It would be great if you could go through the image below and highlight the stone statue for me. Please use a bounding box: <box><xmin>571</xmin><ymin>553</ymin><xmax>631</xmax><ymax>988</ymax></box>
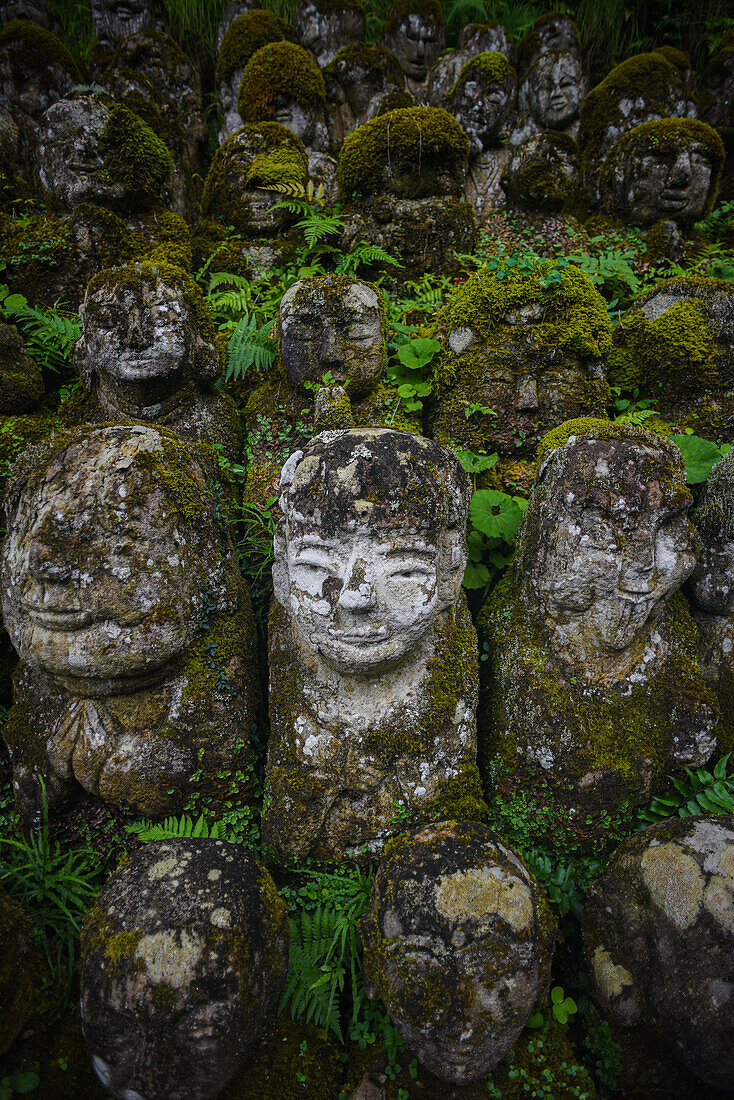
<box><xmin>1</xmin><ymin>424</ymin><xmax>259</xmax><ymax>826</ymax></box>
<box><xmin>583</xmin><ymin>815</ymin><xmax>734</xmax><ymax>1093</ymax></box>
<box><xmin>500</xmin><ymin>131</ymin><xmax>578</xmax><ymax>211</ymax></box>
<box><xmin>512</xmin><ymin>49</ymin><xmax>587</xmax><ymax>144</ymax></box>
<box><xmin>449</xmin><ymin>51</ymin><xmax>517</xmax><ymax>217</ymax></box>
<box><xmin>263</xmin><ymin>428</ymin><xmax>486</xmax><ymax>863</ymax></box>
<box><xmin>216</xmin><ymin>10</ymin><xmax>299</xmax><ymax>144</ymax></box>
<box><xmin>381</xmin><ymin>0</ymin><xmax>445</xmax><ymax>102</ymax></box>
<box><xmin>517</xmin><ymin>12</ymin><xmax>582</xmax><ymax>74</ymax></box>
<box><xmin>360</xmin><ymin>821</ymin><xmax>555</xmax><ymax>1082</ymax></box>
<box><xmin>90</xmin><ymin>0</ymin><xmax>167</xmax><ymax>50</ymax></box>
<box><xmin>426</xmin><ymin>21</ymin><xmax>514</xmax><ymax>110</ymax></box>
<box><xmin>73</xmin><ymin>260</ymin><xmax>242</xmax><ymax>463</ymax></box>
<box><xmin>480</xmin><ymin>420</ymin><xmax>717</xmax><ymax>852</ymax></box>
<box><xmin>215</xmin><ymin>0</ymin><xmax>262</xmax><ymax>53</ymax></box>
<box><xmin>243</xmin><ymin>275</ymin><xmax>416</xmax><ymax>508</ymax></box>
<box><xmin>294</xmin><ymin>0</ymin><xmax>366</xmax><ymax>68</ymax></box>
<box><xmin>81</xmin><ymin>838</ymin><xmax>289</xmax><ymax>1100</ymax></box>
<box><xmin>600</xmin><ymin>118</ymin><xmax>724</xmax><ymax>228</ymax></box>
<box><xmin>690</xmin><ymin>448</ymin><xmax>734</xmax><ymax>750</ymax></box>
<box><xmin>324</xmin><ymin>43</ymin><xmax>407</xmax><ymax>150</ymax></box>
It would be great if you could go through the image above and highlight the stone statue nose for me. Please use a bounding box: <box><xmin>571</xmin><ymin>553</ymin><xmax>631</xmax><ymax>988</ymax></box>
<box><xmin>669</xmin><ymin>152</ymin><xmax>692</xmax><ymax>186</ymax></box>
<box><xmin>319</xmin><ymin>326</ymin><xmax>341</xmax><ymax>364</ymax></box>
<box><xmin>128</xmin><ymin>312</ymin><xmax>148</xmax><ymax>349</ymax></box>
<box><xmin>620</xmin><ymin>537</ymin><xmax>655</xmax><ymax>592</ymax></box>
<box><xmin>337</xmin><ymin>560</ymin><xmax>375</xmax><ymax>611</ymax></box>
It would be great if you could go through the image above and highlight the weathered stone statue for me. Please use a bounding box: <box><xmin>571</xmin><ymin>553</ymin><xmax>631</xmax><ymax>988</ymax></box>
<box><xmin>360</xmin><ymin>821</ymin><xmax>555</xmax><ymax>1082</ymax></box>
<box><xmin>432</xmin><ymin>262</ymin><xmax>611</xmax><ymax>496</ymax></box>
<box><xmin>263</xmin><ymin>428</ymin><xmax>486</xmax><ymax>864</ymax></box>
<box><xmin>294</xmin><ymin>0</ymin><xmax>366</xmax><ymax>68</ymax></box>
<box><xmin>381</xmin><ymin>0</ymin><xmax>445</xmax><ymax>101</ymax></box>
<box><xmin>90</xmin><ymin>0</ymin><xmax>167</xmax><ymax>50</ymax></box>
<box><xmin>512</xmin><ymin>48</ymin><xmax>587</xmax><ymax>144</ymax></box>
<box><xmin>426</xmin><ymin>21</ymin><xmax>514</xmax><ymax>109</ymax></box>
<box><xmin>337</xmin><ymin>106</ymin><xmax>476</xmax><ymax>278</ymax></box>
<box><xmin>324</xmin><ymin>43</ymin><xmax>407</xmax><ymax>149</ymax></box>
<box><xmin>243</xmin><ymin>275</ymin><xmax>415</xmax><ymax>508</ymax></box>
<box><xmin>216</xmin><ymin>10</ymin><xmax>299</xmax><ymax>143</ymax></box>
<box><xmin>215</xmin><ymin>0</ymin><xmax>262</xmax><ymax>52</ymax></box>
<box><xmin>600</xmin><ymin>118</ymin><xmax>724</xmax><ymax>228</ymax></box>
<box><xmin>0</xmin><ymin>323</ymin><xmax>43</xmax><ymax>415</ymax></box>
<box><xmin>583</xmin><ymin>815</ymin><xmax>734</xmax><ymax>1093</ymax></box>
<box><xmin>690</xmin><ymin>448</ymin><xmax>734</xmax><ymax>750</ymax></box>
<box><xmin>449</xmin><ymin>51</ymin><xmax>517</xmax><ymax>216</ymax></box>
<box><xmin>517</xmin><ymin>12</ymin><xmax>582</xmax><ymax>74</ymax></box>
<box><xmin>608</xmin><ymin>275</ymin><xmax>734</xmax><ymax>440</ymax></box>
<box><xmin>500</xmin><ymin>131</ymin><xmax>578</xmax><ymax>211</ymax></box>
<box><xmin>81</xmin><ymin>838</ymin><xmax>289</xmax><ymax>1100</ymax></box>
<box><xmin>237</xmin><ymin>42</ymin><xmax>337</xmax><ymax>199</ymax></box>
<box><xmin>1</xmin><ymin>424</ymin><xmax>259</xmax><ymax>826</ymax></box>
<box><xmin>72</xmin><ymin>260</ymin><xmax>242</xmax><ymax>462</ymax></box>
<box><xmin>480</xmin><ymin>420</ymin><xmax>717</xmax><ymax>852</ymax></box>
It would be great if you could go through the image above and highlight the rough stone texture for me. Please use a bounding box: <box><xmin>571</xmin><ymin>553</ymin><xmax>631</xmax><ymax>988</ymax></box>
<box><xmin>80</xmin><ymin>838</ymin><xmax>289</xmax><ymax>1100</ymax></box>
<box><xmin>0</xmin><ymin>885</ymin><xmax>38</xmax><ymax>1057</ymax></box>
<box><xmin>480</xmin><ymin>420</ymin><xmax>718</xmax><ymax>851</ymax></box>
<box><xmin>360</xmin><ymin>821</ymin><xmax>555</xmax><ymax>1082</ymax></box>
<box><xmin>600</xmin><ymin>118</ymin><xmax>723</xmax><ymax>227</ymax></box>
<box><xmin>512</xmin><ymin>49</ymin><xmax>587</xmax><ymax>145</ymax></box>
<box><xmin>427</xmin><ymin>24</ymin><xmax>514</xmax><ymax>110</ymax></box>
<box><xmin>691</xmin><ymin>447</ymin><xmax>734</xmax><ymax>751</ymax></box>
<box><xmin>517</xmin><ymin>12</ymin><xmax>582</xmax><ymax>75</ymax></box>
<box><xmin>91</xmin><ymin>0</ymin><xmax>168</xmax><ymax>50</ymax></box>
<box><xmin>700</xmin><ymin>27</ymin><xmax>734</xmax><ymax>131</ymax></box>
<box><xmin>381</xmin><ymin>0</ymin><xmax>446</xmax><ymax>102</ymax></box>
<box><xmin>324</xmin><ymin>42</ymin><xmax>406</xmax><ymax>150</ymax></box>
<box><xmin>216</xmin><ymin>14</ymin><xmax>301</xmax><ymax>144</ymax></box>
<box><xmin>263</xmin><ymin>429</ymin><xmax>486</xmax><ymax>863</ymax></box>
<box><xmin>72</xmin><ymin>260</ymin><xmax>242</xmax><ymax>463</ymax></box>
<box><xmin>0</xmin><ymin>0</ymin><xmax>61</xmax><ymax>36</ymax></box>
<box><xmin>0</xmin><ymin>424</ymin><xmax>259</xmax><ymax>826</ymax></box>
<box><xmin>432</xmin><ymin>262</ymin><xmax>611</xmax><ymax>494</ymax></box>
<box><xmin>500</xmin><ymin>131</ymin><xmax>578</xmax><ymax>211</ymax></box>
<box><xmin>294</xmin><ymin>0</ymin><xmax>366</xmax><ymax>68</ymax></box>
<box><xmin>222</xmin><ymin>1016</ymin><xmax>342</xmax><ymax>1099</ymax></box>
<box><xmin>0</xmin><ymin>323</ymin><xmax>44</xmax><ymax>415</ymax></box>
<box><xmin>583</xmin><ymin>815</ymin><xmax>734</xmax><ymax>1091</ymax></box>
<box><xmin>608</xmin><ymin>275</ymin><xmax>734</xmax><ymax>439</ymax></box>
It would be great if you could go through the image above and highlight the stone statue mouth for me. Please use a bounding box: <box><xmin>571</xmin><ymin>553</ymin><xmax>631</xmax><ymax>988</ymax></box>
<box><xmin>23</xmin><ymin>604</ymin><xmax>94</xmax><ymax>630</ymax></box>
<box><xmin>326</xmin><ymin>627</ymin><xmax>388</xmax><ymax>644</ymax></box>
<box><xmin>659</xmin><ymin>190</ymin><xmax>689</xmax><ymax>208</ymax></box>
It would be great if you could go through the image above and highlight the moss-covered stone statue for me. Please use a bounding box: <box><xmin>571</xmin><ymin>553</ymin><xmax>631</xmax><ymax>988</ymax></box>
<box><xmin>216</xmin><ymin>10</ymin><xmax>299</xmax><ymax>143</ymax></box>
<box><xmin>215</xmin><ymin>0</ymin><xmax>262</xmax><ymax>52</ymax></box>
<box><xmin>237</xmin><ymin>41</ymin><xmax>337</xmax><ymax>199</ymax></box>
<box><xmin>426</xmin><ymin>21</ymin><xmax>514</xmax><ymax>110</ymax></box>
<box><xmin>90</xmin><ymin>0</ymin><xmax>168</xmax><ymax>51</ymax></box>
<box><xmin>337</xmin><ymin>106</ymin><xmax>476</xmax><ymax>278</ymax></box>
<box><xmin>0</xmin><ymin>323</ymin><xmax>44</xmax><ymax>415</ymax></box>
<box><xmin>263</xmin><ymin>429</ymin><xmax>486</xmax><ymax>865</ymax></box>
<box><xmin>432</xmin><ymin>260</ymin><xmax>611</xmax><ymax>496</ymax></box>
<box><xmin>512</xmin><ymin>48</ymin><xmax>587</xmax><ymax>146</ymax></box>
<box><xmin>583</xmin><ymin>815</ymin><xmax>734</xmax><ymax>1094</ymax></box>
<box><xmin>294</xmin><ymin>0</ymin><xmax>366</xmax><ymax>68</ymax></box>
<box><xmin>242</xmin><ymin>274</ymin><xmax>416</xmax><ymax>507</ymax></box>
<box><xmin>517</xmin><ymin>11</ymin><xmax>582</xmax><ymax>75</ymax></box>
<box><xmin>479</xmin><ymin>419</ymin><xmax>718</xmax><ymax>853</ymax></box>
<box><xmin>449</xmin><ymin>51</ymin><xmax>517</xmax><ymax>217</ymax></box>
<box><xmin>381</xmin><ymin>0</ymin><xmax>445</xmax><ymax>102</ymax></box>
<box><xmin>81</xmin><ymin>838</ymin><xmax>289</xmax><ymax>1100</ymax></box>
<box><xmin>323</xmin><ymin>42</ymin><xmax>407</xmax><ymax>151</ymax></box>
<box><xmin>360</xmin><ymin>821</ymin><xmax>555</xmax><ymax>1082</ymax></box>
<box><xmin>599</xmin><ymin>118</ymin><xmax>724</xmax><ymax>233</ymax></box>
<box><xmin>0</xmin><ymin>424</ymin><xmax>259</xmax><ymax>827</ymax></box>
<box><xmin>500</xmin><ymin>131</ymin><xmax>578</xmax><ymax>212</ymax></box>
<box><xmin>71</xmin><ymin>260</ymin><xmax>242</xmax><ymax>463</ymax></box>
<box><xmin>608</xmin><ymin>275</ymin><xmax>734</xmax><ymax>440</ymax></box>
<box><xmin>690</xmin><ymin>448</ymin><xmax>734</xmax><ymax>751</ymax></box>
<box><xmin>197</xmin><ymin>122</ymin><xmax>308</xmax><ymax>278</ymax></box>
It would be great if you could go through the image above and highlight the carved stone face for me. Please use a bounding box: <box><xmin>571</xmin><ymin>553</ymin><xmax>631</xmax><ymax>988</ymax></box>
<box><xmin>526</xmin><ymin>51</ymin><xmax>584</xmax><ymax>129</ymax></box>
<box><xmin>1</xmin><ymin>427</ymin><xmax>216</xmax><ymax>694</ymax></box>
<box><xmin>521</xmin><ymin>431</ymin><xmax>696</xmax><ymax>667</ymax></box>
<box><xmin>294</xmin><ymin>0</ymin><xmax>365</xmax><ymax>67</ymax></box>
<box><xmin>627</xmin><ymin>143</ymin><xmax>712</xmax><ymax>225</ymax></box>
<box><xmin>388</xmin><ymin>13</ymin><xmax>443</xmax><ymax>83</ymax></box>
<box><xmin>274</xmin><ymin>428</ymin><xmax>468</xmax><ymax>676</ymax></box>
<box><xmin>272</xmin><ymin>93</ymin><xmax>320</xmax><ymax>147</ymax></box>
<box><xmin>81</xmin><ymin>839</ymin><xmax>289</xmax><ymax>1100</ymax></box>
<box><xmin>278</xmin><ymin>277</ymin><xmax>386</xmax><ymax>395</ymax></box>
<box><xmin>452</xmin><ymin>72</ymin><xmax>513</xmax><ymax>150</ymax></box>
<box><xmin>37</xmin><ymin>92</ymin><xmax>119</xmax><ymax>211</ymax></box>
<box><xmin>534</xmin><ymin>14</ymin><xmax>579</xmax><ymax>56</ymax></box>
<box><xmin>91</xmin><ymin>0</ymin><xmax>160</xmax><ymax>47</ymax></box>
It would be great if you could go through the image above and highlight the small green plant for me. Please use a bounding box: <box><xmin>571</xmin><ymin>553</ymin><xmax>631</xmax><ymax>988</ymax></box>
<box><xmin>0</xmin><ymin>288</ymin><xmax>80</xmax><ymax>374</ymax></box>
<box><xmin>0</xmin><ymin>1074</ymin><xmax>39</xmax><ymax>1098</ymax></box>
<box><xmin>125</xmin><ymin>812</ymin><xmax>229</xmax><ymax>842</ymax></box>
<box><xmin>550</xmin><ymin>986</ymin><xmax>578</xmax><ymax>1027</ymax></box>
<box><xmin>462</xmin><ymin>488</ymin><xmax>526</xmax><ymax>591</ymax></box>
<box><xmin>221</xmin><ymin>313</ymin><xmax>276</xmax><ymax>385</ymax></box>
<box><xmin>386</xmin><ymin>336</ymin><xmax>440</xmax><ymax>415</ymax></box>
<box><xmin>635</xmin><ymin>754</ymin><xmax>734</xmax><ymax>827</ymax></box>
<box><xmin>671</xmin><ymin>433</ymin><xmax>731</xmax><ymax>484</ymax></box>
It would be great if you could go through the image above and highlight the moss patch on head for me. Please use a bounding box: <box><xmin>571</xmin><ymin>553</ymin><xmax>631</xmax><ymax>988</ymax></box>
<box><xmin>451</xmin><ymin>49</ymin><xmax>515</xmax><ymax>100</ymax></box>
<box><xmin>0</xmin><ymin>19</ymin><xmax>80</xmax><ymax>81</ymax></box>
<box><xmin>338</xmin><ymin>106</ymin><xmax>468</xmax><ymax>197</ymax></box>
<box><xmin>99</xmin><ymin>104</ymin><xmax>173</xmax><ymax>210</ymax></box>
<box><xmin>535</xmin><ymin>416</ymin><xmax>679</xmax><ymax>467</ymax></box>
<box><xmin>238</xmin><ymin>42</ymin><xmax>326</xmax><ymax>122</ymax></box>
<box><xmin>324</xmin><ymin>41</ymin><xmax>404</xmax><ymax>85</ymax></box>
<box><xmin>217</xmin><ymin>9</ymin><xmax>299</xmax><ymax>83</ymax></box>
<box><xmin>383</xmin><ymin>0</ymin><xmax>444</xmax><ymax>36</ymax></box>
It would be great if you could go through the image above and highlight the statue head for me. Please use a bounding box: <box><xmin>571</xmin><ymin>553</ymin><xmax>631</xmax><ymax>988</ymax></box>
<box><xmin>294</xmin><ymin>0</ymin><xmax>366</xmax><ymax>68</ymax></box>
<box><xmin>1</xmin><ymin>425</ymin><xmax>235</xmax><ymax>695</ymax></box>
<box><xmin>516</xmin><ymin>420</ymin><xmax>697</xmax><ymax>670</ymax></box>
<box><xmin>325</xmin><ymin>42</ymin><xmax>405</xmax><ymax>122</ymax></box>
<box><xmin>81</xmin><ymin>838</ymin><xmax>289</xmax><ymax>1100</ymax></box>
<box><xmin>501</xmin><ymin>131</ymin><xmax>578</xmax><ymax>211</ymax></box>
<box><xmin>237</xmin><ymin>41</ymin><xmax>327</xmax><ymax>149</ymax></box>
<box><xmin>381</xmin><ymin>0</ymin><xmax>445</xmax><ymax>85</ymax></box>
<box><xmin>90</xmin><ymin>0</ymin><xmax>167</xmax><ymax>49</ymax></box>
<box><xmin>518</xmin><ymin>12</ymin><xmax>581</xmax><ymax>73</ymax></box>
<box><xmin>277</xmin><ymin>275</ymin><xmax>386</xmax><ymax>396</ymax></box>
<box><xmin>273</xmin><ymin>428</ymin><xmax>469</xmax><ymax>675</ymax></box>
<box><xmin>451</xmin><ymin>51</ymin><xmax>516</xmax><ymax>152</ymax></box>
<box><xmin>458</xmin><ymin>21</ymin><xmax>514</xmax><ymax>59</ymax></box>
<box><xmin>522</xmin><ymin>49</ymin><xmax>585</xmax><ymax>130</ymax></box>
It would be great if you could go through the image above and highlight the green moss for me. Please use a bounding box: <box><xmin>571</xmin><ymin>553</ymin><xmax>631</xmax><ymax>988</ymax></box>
<box><xmin>451</xmin><ymin>49</ymin><xmax>514</xmax><ymax>100</ymax></box>
<box><xmin>99</xmin><ymin>104</ymin><xmax>173</xmax><ymax>210</ymax></box>
<box><xmin>217</xmin><ymin>10</ymin><xmax>298</xmax><ymax>83</ymax></box>
<box><xmin>323</xmin><ymin>41</ymin><xmax>404</xmax><ymax>86</ymax></box>
<box><xmin>382</xmin><ymin>0</ymin><xmax>443</xmax><ymax>36</ymax></box>
<box><xmin>535</xmin><ymin>415</ymin><xmax>673</xmax><ymax>465</ymax></box>
<box><xmin>487</xmin><ymin>1016</ymin><xmax>598</xmax><ymax>1098</ymax></box>
<box><xmin>0</xmin><ymin>211</ymin><xmax>74</xmax><ymax>301</ymax></box>
<box><xmin>374</xmin><ymin>89</ymin><xmax>414</xmax><ymax>114</ymax></box>
<box><xmin>501</xmin><ymin>132</ymin><xmax>578</xmax><ymax>211</ymax></box>
<box><xmin>70</xmin><ymin>203</ymin><xmax>147</xmax><ymax>268</ymax></box>
<box><xmin>225</xmin><ymin>1018</ymin><xmax>342</xmax><ymax>1100</ymax></box>
<box><xmin>104</xmin><ymin>928</ymin><xmax>143</xmax><ymax>968</ymax></box>
<box><xmin>238</xmin><ymin>42</ymin><xmax>326</xmax><ymax>122</ymax></box>
<box><xmin>338</xmin><ymin>106</ymin><xmax>469</xmax><ymax>197</ymax></box>
<box><xmin>652</xmin><ymin>45</ymin><xmax>692</xmax><ymax>73</ymax></box>
<box><xmin>0</xmin><ymin>19</ymin><xmax>81</xmax><ymax>82</ymax></box>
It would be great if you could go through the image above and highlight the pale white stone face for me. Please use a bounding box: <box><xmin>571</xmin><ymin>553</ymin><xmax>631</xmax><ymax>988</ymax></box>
<box><xmin>527</xmin><ymin>52</ymin><xmax>584</xmax><ymax>130</ymax></box>
<box><xmin>629</xmin><ymin>144</ymin><xmax>712</xmax><ymax>224</ymax></box>
<box><xmin>390</xmin><ymin>13</ymin><xmax>442</xmax><ymax>82</ymax></box>
<box><xmin>285</xmin><ymin>527</ymin><xmax>443</xmax><ymax>674</ymax></box>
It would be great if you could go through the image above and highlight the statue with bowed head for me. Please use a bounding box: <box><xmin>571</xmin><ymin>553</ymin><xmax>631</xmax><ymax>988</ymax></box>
<box><xmin>450</xmin><ymin>51</ymin><xmax>517</xmax><ymax>216</ymax></box>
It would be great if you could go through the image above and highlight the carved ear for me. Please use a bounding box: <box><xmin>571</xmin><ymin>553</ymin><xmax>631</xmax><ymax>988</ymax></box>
<box><xmin>437</xmin><ymin>527</ymin><xmax>467</xmax><ymax>609</ymax></box>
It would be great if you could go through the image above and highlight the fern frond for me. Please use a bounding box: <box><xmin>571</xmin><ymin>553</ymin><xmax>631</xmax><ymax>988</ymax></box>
<box><xmin>125</xmin><ymin>813</ymin><xmax>227</xmax><ymax>842</ymax></box>
<box><xmin>336</xmin><ymin>243</ymin><xmax>403</xmax><ymax>275</ymax></box>
<box><xmin>224</xmin><ymin>315</ymin><xmax>275</xmax><ymax>383</ymax></box>
<box><xmin>635</xmin><ymin>754</ymin><xmax>734</xmax><ymax>828</ymax></box>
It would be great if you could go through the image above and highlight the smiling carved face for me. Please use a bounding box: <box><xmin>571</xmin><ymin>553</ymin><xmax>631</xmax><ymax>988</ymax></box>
<box><xmin>628</xmin><ymin>144</ymin><xmax>712</xmax><ymax>224</ymax></box>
